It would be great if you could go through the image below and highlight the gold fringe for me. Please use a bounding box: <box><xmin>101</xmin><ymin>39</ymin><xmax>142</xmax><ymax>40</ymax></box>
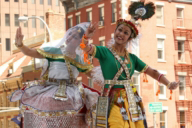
<box><xmin>140</xmin><ymin>65</ymin><xmax>149</xmax><ymax>73</ymax></box>
<box><xmin>36</xmin><ymin>49</ymin><xmax>94</xmax><ymax>70</ymax></box>
<box><xmin>91</xmin><ymin>45</ymin><xmax>97</xmax><ymax>57</ymax></box>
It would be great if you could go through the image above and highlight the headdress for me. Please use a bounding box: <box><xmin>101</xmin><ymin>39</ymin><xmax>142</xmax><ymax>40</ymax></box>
<box><xmin>116</xmin><ymin>1</ymin><xmax>155</xmax><ymax>38</ymax></box>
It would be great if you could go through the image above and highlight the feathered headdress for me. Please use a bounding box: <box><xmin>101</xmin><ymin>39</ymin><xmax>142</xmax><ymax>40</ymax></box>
<box><xmin>116</xmin><ymin>1</ymin><xmax>155</xmax><ymax>38</ymax></box>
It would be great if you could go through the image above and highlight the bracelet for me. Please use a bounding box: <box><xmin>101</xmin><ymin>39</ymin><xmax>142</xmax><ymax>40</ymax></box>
<box><xmin>158</xmin><ymin>74</ymin><xmax>164</xmax><ymax>82</ymax></box>
<box><xmin>167</xmin><ymin>82</ymin><xmax>171</xmax><ymax>89</ymax></box>
<box><xmin>83</xmin><ymin>34</ymin><xmax>89</xmax><ymax>40</ymax></box>
<box><xmin>87</xmin><ymin>44</ymin><xmax>92</xmax><ymax>53</ymax></box>
<box><xmin>15</xmin><ymin>42</ymin><xmax>24</xmax><ymax>48</ymax></box>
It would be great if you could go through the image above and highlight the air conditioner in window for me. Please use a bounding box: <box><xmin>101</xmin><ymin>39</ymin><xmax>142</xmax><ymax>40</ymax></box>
<box><xmin>99</xmin><ymin>21</ymin><xmax>104</xmax><ymax>26</ymax></box>
<box><xmin>8</xmin><ymin>69</ymin><xmax>13</xmax><ymax>74</ymax></box>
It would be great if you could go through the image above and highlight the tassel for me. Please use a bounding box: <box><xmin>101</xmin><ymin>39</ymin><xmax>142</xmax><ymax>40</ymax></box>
<box><xmin>143</xmin><ymin>73</ymin><xmax>148</xmax><ymax>83</ymax></box>
<box><xmin>80</xmin><ymin>38</ymin><xmax>91</xmax><ymax>64</ymax></box>
<box><xmin>156</xmin><ymin>83</ymin><xmax>160</xmax><ymax>96</ymax></box>
<box><xmin>169</xmin><ymin>90</ymin><xmax>173</xmax><ymax>100</ymax></box>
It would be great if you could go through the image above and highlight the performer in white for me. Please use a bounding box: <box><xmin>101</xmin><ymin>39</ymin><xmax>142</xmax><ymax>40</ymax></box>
<box><xmin>10</xmin><ymin>23</ymin><xmax>99</xmax><ymax>128</ymax></box>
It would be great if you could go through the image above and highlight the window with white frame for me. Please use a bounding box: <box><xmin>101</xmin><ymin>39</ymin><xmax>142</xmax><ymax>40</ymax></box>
<box><xmin>6</xmin><ymin>38</ymin><xmax>10</xmax><ymax>51</ymax></box>
<box><xmin>160</xmin><ymin>110</ymin><xmax>167</xmax><ymax>128</ymax></box>
<box><xmin>111</xmin><ymin>2</ymin><xmax>117</xmax><ymax>23</ymax></box>
<box><xmin>31</xmin><ymin>0</ymin><xmax>35</xmax><ymax>4</ymax></box>
<box><xmin>179</xmin><ymin>76</ymin><xmax>185</xmax><ymax>97</ymax></box>
<box><xmin>177</xmin><ymin>8</ymin><xmax>184</xmax><ymax>27</ymax></box>
<box><xmin>5</xmin><ymin>14</ymin><xmax>10</xmax><ymax>26</ymax></box>
<box><xmin>76</xmin><ymin>15</ymin><xmax>80</xmax><ymax>24</ymax></box>
<box><xmin>40</xmin><ymin>0</ymin><xmax>43</xmax><ymax>4</ymax></box>
<box><xmin>99</xmin><ymin>7</ymin><xmax>104</xmax><ymax>22</ymax></box>
<box><xmin>48</xmin><ymin>0</ymin><xmax>52</xmax><ymax>5</ymax></box>
<box><xmin>68</xmin><ymin>17</ymin><xmax>73</xmax><ymax>28</ymax></box>
<box><xmin>156</xmin><ymin>5</ymin><xmax>164</xmax><ymax>25</ymax></box>
<box><xmin>157</xmin><ymin>39</ymin><xmax>164</xmax><ymax>60</ymax></box>
<box><xmin>24</xmin><ymin>15</ymin><xmax>28</xmax><ymax>27</ymax></box>
<box><xmin>180</xmin><ymin>111</ymin><xmax>185</xmax><ymax>128</ymax></box>
<box><xmin>87</xmin><ymin>11</ymin><xmax>92</xmax><ymax>22</ymax></box>
<box><xmin>158</xmin><ymin>71</ymin><xmax>167</xmax><ymax>99</ymax></box>
<box><xmin>99</xmin><ymin>36</ymin><xmax>105</xmax><ymax>46</ymax></box>
<box><xmin>132</xmin><ymin>73</ymin><xmax>140</xmax><ymax>95</ymax></box>
<box><xmin>56</xmin><ymin>0</ymin><xmax>60</xmax><ymax>6</ymax></box>
<box><xmin>40</xmin><ymin>16</ymin><xmax>44</xmax><ymax>28</ymax></box>
<box><xmin>14</xmin><ymin>14</ymin><xmax>19</xmax><ymax>26</ymax></box>
<box><xmin>32</xmin><ymin>16</ymin><xmax>36</xmax><ymax>28</ymax></box>
<box><xmin>100</xmin><ymin>40</ymin><xmax>105</xmax><ymax>46</ymax></box>
<box><xmin>178</xmin><ymin>41</ymin><xmax>185</xmax><ymax>62</ymax></box>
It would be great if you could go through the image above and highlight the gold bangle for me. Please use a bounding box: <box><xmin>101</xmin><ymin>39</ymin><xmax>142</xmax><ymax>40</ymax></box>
<box><xmin>167</xmin><ymin>82</ymin><xmax>171</xmax><ymax>89</ymax></box>
<box><xmin>15</xmin><ymin>42</ymin><xmax>23</xmax><ymax>48</ymax></box>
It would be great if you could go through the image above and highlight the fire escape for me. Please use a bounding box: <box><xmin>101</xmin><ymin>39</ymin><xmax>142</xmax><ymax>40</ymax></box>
<box><xmin>173</xmin><ymin>19</ymin><xmax>192</xmax><ymax>126</ymax></box>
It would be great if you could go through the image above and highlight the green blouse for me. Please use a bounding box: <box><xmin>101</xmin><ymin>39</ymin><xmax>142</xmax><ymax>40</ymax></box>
<box><xmin>95</xmin><ymin>46</ymin><xmax>147</xmax><ymax>88</ymax></box>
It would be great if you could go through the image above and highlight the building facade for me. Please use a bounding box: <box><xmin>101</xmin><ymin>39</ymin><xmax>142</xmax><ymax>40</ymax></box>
<box><xmin>0</xmin><ymin>10</ymin><xmax>65</xmax><ymax>128</ymax></box>
<box><xmin>0</xmin><ymin>0</ymin><xmax>64</xmax><ymax>64</ymax></box>
<box><xmin>60</xmin><ymin>0</ymin><xmax>192</xmax><ymax>127</ymax></box>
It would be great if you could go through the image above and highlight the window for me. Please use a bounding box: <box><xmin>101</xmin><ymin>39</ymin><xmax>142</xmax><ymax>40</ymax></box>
<box><xmin>48</xmin><ymin>0</ymin><xmax>52</xmax><ymax>5</ymax></box>
<box><xmin>177</xmin><ymin>8</ymin><xmax>184</xmax><ymax>27</ymax></box>
<box><xmin>6</xmin><ymin>38</ymin><xmax>10</xmax><ymax>51</ymax></box>
<box><xmin>56</xmin><ymin>0</ymin><xmax>60</xmax><ymax>6</ymax></box>
<box><xmin>180</xmin><ymin>111</ymin><xmax>185</xmax><ymax>128</ymax></box>
<box><xmin>157</xmin><ymin>39</ymin><xmax>164</xmax><ymax>60</ymax></box>
<box><xmin>40</xmin><ymin>16</ymin><xmax>44</xmax><ymax>28</ymax></box>
<box><xmin>40</xmin><ymin>0</ymin><xmax>43</xmax><ymax>4</ymax></box>
<box><xmin>0</xmin><ymin>38</ymin><xmax>1</xmax><ymax>44</ymax></box>
<box><xmin>31</xmin><ymin>0</ymin><xmax>35</xmax><ymax>4</ymax></box>
<box><xmin>99</xmin><ymin>7</ymin><xmax>104</xmax><ymax>21</ymax></box>
<box><xmin>111</xmin><ymin>2</ymin><xmax>117</xmax><ymax>23</ymax></box>
<box><xmin>76</xmin><ymin>15</ymin><xmax>80</xmax><ymax>24</ymax></box>
<box><xmin>87</xmin><ymin>11</ymin><xmax>92</xmax><ymax>22</ymax></box>
<box><xmin>179</xmin><ymin>76</ymin><xmax>185</xmax><ymax>97</ymax></box>
<box><xmin>32</xmin><ymin>16</ymin><xmax>36</xmax><ymax>28</ymax></box>
<box><xmin>5</xmin><ymin>14</ymin><xmax>10</xmax><ymax>26</ymax></box>
<box><xmin>178</xmin><ymin>41</ymin><xmax>185</xmax><ymax>62</ymax></box>
<box><xmin>5</xmin><ymin>0</ymin><xmax>9</xmax><ymax>2</ymax></box>
<box><xmin>160</xmin><ymin>110</ymin><xmax>167</xmax><ymax>128</ymax></box>
<box><xmin>14</xmin><ymin>0</ymin><xmax>19</xmax><ymax>2</ymax></box>
<box><xmin>133</xmin><ymin>73</ymin><xmax>140</xmax><ymax>95</ymax></box>
<box><xmin>100</xmin><ymin>40</ymin><xmax>105</xmax><ymax>46</ymax></box>
<box><xmin>156</xmin><ymin>5</ymin><xmax>164</xmax><ymax>25</ymax></box>
<box><xmin>23</xmin><ymin>0</ymin><xmax>27</xmax><ymax>3</ymax></box>
<box><xmin>24</xmin><ymin>15</ymin><xmax>28</xmax><ymax>27</ymax></box>
<box><xmin>15</xmin><ymin>14</ymin><xmax>19</xmax><ymax>26</ymax></box>
<box><xmin>68</xmin><ymin>18</ymin><xmax>73</xmax><ymax>28</ymax></box>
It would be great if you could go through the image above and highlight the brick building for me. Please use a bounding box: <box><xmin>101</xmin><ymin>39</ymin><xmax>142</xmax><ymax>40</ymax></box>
<box><xmin>0</xmin><ymin>10</ymin><xmax>65</xmax><ymax>128</ymax></box>
<box><xmin>60</xmin><ymin>0</ymin><xmax>192</xmax><ymax>128</ymax></box>
<box><xmin>0</xmin><ymin>0</ymin><xmax>64</xmax><ymax>64</ymax></box>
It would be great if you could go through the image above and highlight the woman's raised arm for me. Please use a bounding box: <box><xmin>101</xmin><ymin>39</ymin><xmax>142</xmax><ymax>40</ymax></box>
<box><xmin>15</xmin><ymin>27</ymin><xmax>44</xmax><ymax>58</ymax></box>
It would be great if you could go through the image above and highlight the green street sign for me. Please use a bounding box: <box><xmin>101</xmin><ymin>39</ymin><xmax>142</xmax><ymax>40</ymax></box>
<box><xmin>148</xmin><ymin>102</ymin><xmax>163</xmax><ymax>113</ymax></box>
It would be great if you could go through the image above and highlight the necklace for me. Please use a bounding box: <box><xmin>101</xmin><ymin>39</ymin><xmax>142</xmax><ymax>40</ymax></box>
<box><xmin>112</xmin><ymin>46</ymin><xmax>132</xmax><ymax>79</ymax></box>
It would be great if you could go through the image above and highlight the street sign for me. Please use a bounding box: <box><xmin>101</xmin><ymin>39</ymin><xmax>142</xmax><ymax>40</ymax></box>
<box><xmin>148</xmin><ymin>102</ymin><xmax>163</xmax><ymax>113</ymax></box>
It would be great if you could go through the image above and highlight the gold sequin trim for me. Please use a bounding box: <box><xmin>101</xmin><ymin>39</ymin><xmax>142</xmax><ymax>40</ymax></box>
<box><xmin>36</xmin><ymin>49</ymin><xmax>93</xmax><ymax>70</ymax></box>
<box><xmin>140</xmin><ymin>65</ymin><xmax>149</xmax><ymax>73</ymax></box>
<box><xmin>91</xmin><ymin>45</ymin><xmax>97</xmax><ymax>57</ymax></box>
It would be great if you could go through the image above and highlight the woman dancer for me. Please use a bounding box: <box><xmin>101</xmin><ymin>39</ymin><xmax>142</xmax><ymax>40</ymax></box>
<box><xmin>10</xmin><ymin>22</ymin><xmax>99</xmax><ymax>128</ymax></box>
<box><xmin>80</xmin><ymin>1</ymin><xmax>179</xmax><ymax>128</ymax></box>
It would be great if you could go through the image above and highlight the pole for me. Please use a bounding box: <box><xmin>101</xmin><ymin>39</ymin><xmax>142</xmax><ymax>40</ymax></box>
<box><xmin>153</xmin><ymin>113</ymin><xmax>156</xmax><ymax>128</ymax></box>
<box><xmin>28</xmin><ymin>16</ymin><xmax>53</xmax><ymax>43</ymax></box>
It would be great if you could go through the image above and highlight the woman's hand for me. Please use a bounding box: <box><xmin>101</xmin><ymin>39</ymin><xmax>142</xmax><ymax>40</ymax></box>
<box><xmin>15</xmin><ymin>27</ymin><xmax>24</xmax><ymax>47</ymax></box>
<box><xmin>85</xmin><ymin>22</ymin><xmax>98</xmax><ymax>39</ymax></box>
<box><xmin>167</xmin><ymin>81</ymin><xmax>180</xmax><ymax>90</ymax></box>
